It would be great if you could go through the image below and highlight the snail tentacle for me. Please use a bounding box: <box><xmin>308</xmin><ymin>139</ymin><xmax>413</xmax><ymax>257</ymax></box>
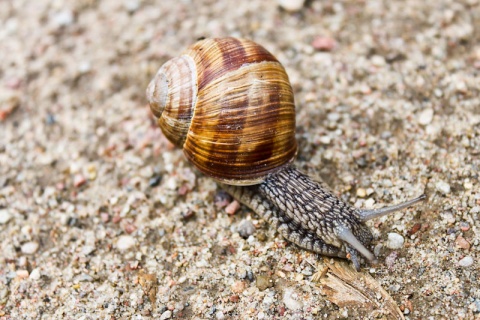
<box><xmin>357</xmin><ymin>194</ymin><xmax>426</xmax><ymax>221</ymax></box>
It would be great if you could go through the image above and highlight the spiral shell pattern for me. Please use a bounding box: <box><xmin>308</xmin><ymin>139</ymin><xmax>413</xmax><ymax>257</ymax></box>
<box><xmin>147</xmin><ymin>38</ymin><xmax>297</xmax><ymax>185</ymax></box>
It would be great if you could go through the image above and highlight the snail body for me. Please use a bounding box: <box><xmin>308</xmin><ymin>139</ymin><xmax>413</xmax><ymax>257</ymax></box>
<box><xmin>147</xmin><ymin>37</ymin><xmax>425</xmax><ymax>270</ymax></box>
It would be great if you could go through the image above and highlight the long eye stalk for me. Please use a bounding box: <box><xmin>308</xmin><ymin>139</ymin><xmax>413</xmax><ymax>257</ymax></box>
<box><xmin>357</xmin><ymin>194</ymin><xmax>426</xmax><ymax>222</ymax></box>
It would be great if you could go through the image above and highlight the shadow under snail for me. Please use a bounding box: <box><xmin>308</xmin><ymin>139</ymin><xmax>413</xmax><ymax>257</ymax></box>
<box><xmin>146</xmin><ymin>37</ymin><xmax>426</xmax><ymax>270</ymax></box>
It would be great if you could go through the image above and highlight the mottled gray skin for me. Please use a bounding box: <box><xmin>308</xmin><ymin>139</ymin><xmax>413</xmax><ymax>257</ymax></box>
<box><xmin>222</xmin><ymin>166</ymin><xmax>383</xmax><ymax>270</ymax></box>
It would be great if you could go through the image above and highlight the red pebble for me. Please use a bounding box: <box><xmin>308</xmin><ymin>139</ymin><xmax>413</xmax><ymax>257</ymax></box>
<box><xmin>312</xmin><ymin>36</ymin><xmax>337</xmax><ymax>51</ymax></box>
<box><xmin>408</xmin><ymin>223</ymin><xmax>421</xmax><ymax>235</ymax></box>
<box><xmin>225</xmin><ymin>200</ymin><xmax>241</xmax><ymax>215</ymax></box>
<box><xmin>73</xmin><ymin>174</ymin><xmax>86</xmax><ymax>187</ymax></box>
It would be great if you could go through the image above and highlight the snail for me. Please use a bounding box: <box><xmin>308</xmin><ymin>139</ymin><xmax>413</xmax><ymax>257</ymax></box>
<box><xmin>146</xmin><ymin>37</ymin><xmax>426</xmax><ymax>270</ymax></box>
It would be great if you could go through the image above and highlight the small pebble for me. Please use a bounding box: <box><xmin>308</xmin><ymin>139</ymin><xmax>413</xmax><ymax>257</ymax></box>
<box><xmin>18</xmin><ymin>256</ymin><xmax>27</xmax><ymax>267</ymax></box>
<box><xmin>246</xmin><ymin>270</ymin><xmax>254</xmax><ymax>282</ymax></box>
<box><xmin>459</xmin><ymin>222</ymin><xmax>470</xmax><ymax>231</ymax></box>
<box><xmin>81</xmin><ymin>245</ymin><xmax>96</xmax><ymax>256</ymax></box>
<box><xmin>283</xmin><ymin>287</ymin><xmax>303</xmax><ymax>311</ymax></box>
<box><xmin>455</xmin><ymin>235</ymin><xmax>471</xmax><ymax>250</ymax></box>
<box><xmin>225</xmin><ymin>200</ymin><xmax>241</xmax><ymax>215</ymax></box>
<box><xmin>318</xmin><ymin>135</ymin><xmax>331</xmax><ymax>145</ymax></box>
<box><xmin>418</xmin><ymin>108</ymin><xmax>434</xmax><ymax>125</ymax></box>
<box><xmin>458</xmin><ymin>256</ymin><xmax>473</xmax><ymax>267</ymax></box>
<box><xmin>385</xmin><ymin>251</ymin><xmax>398</xmax><ymax>269</ymax></box>
<box><xmin>463</xmin><ymin>179</ymin><xmax>473</xmax><ymax>189</ymax></box>
<box><xmin>46</xmin><ymin>113</ymin><xmax>56</xmax><ymax>125</ymax></box>
<box><xmin>277</xmin><ymin>0</ymin><xmax>305</xmax><ymax>12</ymax></box>
<box><xmin>100</xmin><ymin>212</ymin><xmax>110</xmax><ymax>223</ymax></box>
<box><xmin>149</xmin><ymin>175</ymin><xmax>162</xmax><ymax>187</ymax></box>
<box><xmin>0</xmin><ymin>209</ymin><xmax>12</xmax><ymax>224</ymax></box>
<box><xmin>371</xmin><ymin>55</ymin><xmax>386</xmax><ymax>67</ymax></box>
<box><xmin>356</xmin><ymin>188</ymin><xmax>367</xmax><ymax>198</ymax></box>
<box><xmin>408</xmin><ymin>223</ymin><xmax>422</xmax><ymax>236</ymax></box>
<box><xmin>21</xmin><ymin>241</ymin><xmax>39</xmax><ymax>254</ymax></box>
<box><xmin>386</xmin><ymin>233</ymin><xmax>404</xmax><ymax>249</ymax></box>
<box><xmin>237</xmin><ymin>220</ymin><xmax>255</xmax><ymax>239</ymax></box>
<box><xmin>74</xmin><ymin>273</ymin><xmax>94</xmax><ymax>283</ymax></box>
<box><xmin>256</xmin><ymin>232</ymin><xmax>267</xmax><ymax>241</ymax></box>
<box><xmin>181</xmin><ymin>209</ymin><xmax>196</xmax><ymax>221</ymax></box>
<box><xmin>214</xmin><ymin>190</ymin><xmax>232</xmax><ymax>209</ymax></box>
<box><xmin>160</xmin><ymin>310</ymin><xmax>172</xmax><ymax>320</ymax></box>
<box><xmin>312</xmin><ymin>36</ymin><xmax>337</xmax><ymax>51</ymax></box>
<box><xmin>355</xmin><ymin>156</ymin><xmax>368</xmax><ymax>168</ymax></box>
<box><xmin>73</xmin><ymin>174</ymin><xmax>87</xmax><ymax>188</ymax></box>
<box><xmin>256</xmin><ymin>274</ymin><xmax>272</xmax><ymax>291</ymax></box>
<box><xmin>29</xmin><ymin>268</ymin><xmax>41</xmax><ymax>280</ymax></box>
<box><xmin>87</xmin><ymin>165</ymin><xmax>97</xmax><ymax>180</ymax></box>
<box><xmin>455</xmin><ymin>80</ymin><xmax>468</xmax><ymax>93</ymax></box>
<box><xmin>374</xmin><ymin>243</ymin><xmax>383</xmax><ymax>257</ymax></box>
<box><xmin>301</xmin><ymin>266</ymin><xmax>313</xmax><ymax>276</ymax></box>
<box><xmin>124</xmin><ymin>0</ymin><xmax>140</xmax><ymax>12</ymax></box>
<box><xmin>231</xmin><ymin>280</ymin><xmax>247</xmax><ymax>294</ymax></box>
<box><xmin>364</xmin><ymin>198</ymin><xmax>375</xmax><ymax>208</ymax></box>
<box><xmin>16</xmin><ymin>270</ymin><xmax>29</xmax><ymax>279</ymax></box>
<box><xmin>52</xmin><ymin>9</ymin><xmax>74</xmax><ymax>27</ymax></box>
<box><xmin>435</xmin><ymin>181</ymin><xmax>451</xmax><ymax>195</ymax></box>
<box><xmin>295</xmin><ymin>273</ymin><xmax>304</xmax><ymax>281</ymax></box>
<box><xmin>116</xmin><ymin>235</ymin><xmax>136</xmax><ymax>250</ymax></box>
<box><xmin>473</xmin><ymin>299</ymin><xmax>480</xmax><ymax>313</ymax></box>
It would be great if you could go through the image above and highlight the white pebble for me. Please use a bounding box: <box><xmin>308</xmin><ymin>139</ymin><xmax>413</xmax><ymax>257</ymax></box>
<box><xmin>418</xmin><ymin>108</ymin><xmax>434</xmax><ymax>125</ymax></box>
<box><xmin>0</xmin><ymin>209</ymin><xmax>12</xmax><ymax>224</ymax></box>
<box><xmin>29</xmin><ymin>268</ymin><xmax>41</xmax><ymax>280</ymax></box>
<box><xmin>216</xmin><ymin>311</ymin><xmax>225</xmax><ymax>320</ymax></box>
<box><xmin>237</xmin><ymin>220</ymin><xmax>255</xmax><ymax>238</ymax></box>
<box><xmin>277</xmin><ymin>0</ymin><xmax>305</xmax><ymax>12</ymax></box>
<box><xmin>371</xmin><ymin>55</ymin><xmax>386</xmax><ymax>67</ymax></box>
<box><xmin>327</xmin><ymin>112</ymin><xmax>340</xmax><ymax>122</ymax></box>
<box><xmin>283</xmin><ymin>287</ymin><xmax>303</xmax><ymax>311</ymax></box>
<box><xmin>386</xmin><ymin>233</ymin><xmax>404</xmax><ymax>249</ymax></box>
<box><xmin>160</xmin><ymin>310</ymin><xmax>172</xmax><ymax>320</ymax></box>
<box><xmin>364</xmin><ymin>198</ymin><xmax>375</xmax><ymax>208</ymax></box>
<box><xmin>74</xmin><ymin>274</ymin><xmax>94</xmax><ymax>283</ymax></box>
<box><xmin>124</xmin><ymin>0</ymin><xmax>140</xmax><ymax>12</ymax></box>
<box><xmin>52</xmin><ymin>10</ymin><xmax>74</xmax><ymax>27</ymax></box>
<box><xmin>81</xmin><ymin>245</ymin><xmax>96</xmax><ymax>256</ymax></box>
<box><xmin>436</xmin><ymin>181</ymin><xmax>451</xmax><ymax>195</ymax></box>
<box><xmin>116</xmin><ymin>235</ymin><xmax>136</xmax><ymax>250</ymax></box>
<box><xmin>458</xmin><ymin>256</ymin><xmax>474</xmax><ymax>267</ymax></box>
<box><xmin>21</xmin><ymin>241</ymin><xmax>39</xmax><ymax>254</ymax></box>
<box><xmin>318</xmin><ymin>135</ymin><xmax>331</xmax><ymax>145</ymax></box>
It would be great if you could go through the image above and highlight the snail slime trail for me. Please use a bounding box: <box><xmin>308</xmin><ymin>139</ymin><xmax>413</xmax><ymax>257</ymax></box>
<box><xmin>147</xmin><ymin>37</ymin><xmax>426</xmax><ymax>270</ymax></box>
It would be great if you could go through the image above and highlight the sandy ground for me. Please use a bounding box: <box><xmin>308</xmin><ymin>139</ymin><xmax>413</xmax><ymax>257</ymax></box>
<box><xmin>1</xmin><ymin>0</ymin><xmax>479</xmax><ymax>319</ymax></box>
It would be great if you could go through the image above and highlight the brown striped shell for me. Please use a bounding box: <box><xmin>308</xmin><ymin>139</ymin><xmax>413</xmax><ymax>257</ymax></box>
<box><xmin>147</xmin><ymin>37</ymin><xmax>297</xmax><ymax>185</ymax></box>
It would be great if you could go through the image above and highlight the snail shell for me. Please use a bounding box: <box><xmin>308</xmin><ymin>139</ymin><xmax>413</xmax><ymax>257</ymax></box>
<box><xmin>147</xmin><ymin>37</ymin><xmax>297</xmax><ymax>185</ymax></box>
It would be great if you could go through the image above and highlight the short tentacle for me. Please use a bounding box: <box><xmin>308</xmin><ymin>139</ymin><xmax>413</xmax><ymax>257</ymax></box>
<box><xmin>335</xmin><ymin>224</ymin><xmax>375</xmax><ymax>262</ymax></box>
